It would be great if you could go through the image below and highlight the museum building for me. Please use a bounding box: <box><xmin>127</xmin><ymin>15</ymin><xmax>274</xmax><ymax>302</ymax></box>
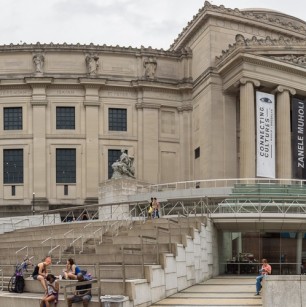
<box><xmin>2</xmin><ymin>1</ymin><xmax>306</xmax><ymax>270</ymax></box>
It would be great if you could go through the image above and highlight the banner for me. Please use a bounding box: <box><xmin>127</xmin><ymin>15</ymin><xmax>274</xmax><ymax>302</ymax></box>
<box><xmin>292</xmin><ymin>98</ymin><xmax>306</xmax><ymax>179</ymax></box>
<box><xmin>256</xmin><ymin>91</ymin><xmax>275</xmax><ymax>178</ymax></box>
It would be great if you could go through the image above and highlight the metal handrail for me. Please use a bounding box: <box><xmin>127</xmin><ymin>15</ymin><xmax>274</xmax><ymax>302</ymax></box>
<box><xmin>15</xmin><ymin>246</ymin><xmax>28</xmax><ymax>263</ymax></box>
<box><xmin>63</xmin><ymin>276</ymin><xmax>102</xmax><ymax>307</ymax></box>
<box><xmin>48</xmin><ymin>245</ymin><xmax>61</xmax><ymax>264</ymax></box>
<box><xmin>70</xmin><ymin>235</ymin><xmax>83</xmax><ymax>254</ymax></box>
<box><xmin>93</xmin><ymin>227</ymin><xmax>103</xmax><ymax>245</ymax></box>
<box><xmin>146</xmin><ymin>178</ymin><xmax>306</xmax><ymax>193</ymax></box>
<box><xmin>41</xmin><ymin>237</ymin><xmax>53</xmax><ymax>256</ymax></box>
<box><xmin>63</xmin><ymin>229</ymin><xmax>74</xmax><ymax>249</ymax></box>
<box><xmin>13</xmin><ymin>218</ymin><xmax>30</xmax><ymax>229</ymax></box>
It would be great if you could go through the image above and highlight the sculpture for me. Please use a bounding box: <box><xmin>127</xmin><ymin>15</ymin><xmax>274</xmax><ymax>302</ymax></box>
<box><xmin>85</xmin><ymin>54</ymin><xmax>99</xmax><ymax>76</ymax></box>
<box><xmin>33</xmin><ymin>54</ymin><xmax>44</xmax><ymax>74</ymax></box>
<box><xmin>111</xmin><ymin>149</ymin><xmax>135</xmax><ymax>179</ymax></box>
<box><xmin>143</xmin><ymin>57</ymin><xmax>157</xmax><ymax>79</ymax></box>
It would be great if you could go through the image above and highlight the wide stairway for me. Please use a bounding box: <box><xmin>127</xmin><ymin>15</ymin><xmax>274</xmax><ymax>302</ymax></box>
<box><xmin>0</xmin><ymin>215</ymin><xmax>209</xmax><ymax>306</ymax></box>
<box><xmin>151</xmin><ymin>276</ymin><xmax>262</xmax><ymax>307</ymax></box>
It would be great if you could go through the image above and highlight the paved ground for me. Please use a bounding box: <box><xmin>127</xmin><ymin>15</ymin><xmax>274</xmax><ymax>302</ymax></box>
<box><xmin>151</xmin><ymin>276</ymin><xmax>262</xmax><ymax>307</ymax></box>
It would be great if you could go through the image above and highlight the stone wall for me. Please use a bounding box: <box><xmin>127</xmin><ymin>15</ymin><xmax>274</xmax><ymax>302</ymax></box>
<box><xmin>262</xmin><ymin>275</ymin><xmax>306</xmax><ymax>307</ymax></box>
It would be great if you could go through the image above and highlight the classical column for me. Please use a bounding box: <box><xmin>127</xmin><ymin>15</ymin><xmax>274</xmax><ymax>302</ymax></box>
<box><xmin>275</xmin><ymin>86</ymin><xmax>296</xmax><ymax>179</ymax></box>
<box><xmin>239</xmin><ymin>78</ymin><xmax>260</xmax><ymax>178</ymax></box>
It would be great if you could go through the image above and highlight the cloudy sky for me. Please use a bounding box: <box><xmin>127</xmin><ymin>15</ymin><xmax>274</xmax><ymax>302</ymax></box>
<box><xmin>0</xmin><ymin>0</ymin><xmax>305</xmax><ymax>49</ymax></box>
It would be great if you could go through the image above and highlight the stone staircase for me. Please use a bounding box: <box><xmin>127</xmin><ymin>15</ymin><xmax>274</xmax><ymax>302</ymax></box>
<box><xmin>0</xmin><ymin>215</ymin><xmax>212</xmax><ymax>306</ymax></box>
<box><xmin>152</xmin><ymin>276</ymin><xmax>263</xmax><ymax>307</ymax></box>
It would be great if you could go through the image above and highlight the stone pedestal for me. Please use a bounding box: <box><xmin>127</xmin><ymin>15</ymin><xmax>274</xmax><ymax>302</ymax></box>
<box><xmin>98</xmin><ymin>178</ymin><xmax>148</xmax><ymax>220</ymax></box>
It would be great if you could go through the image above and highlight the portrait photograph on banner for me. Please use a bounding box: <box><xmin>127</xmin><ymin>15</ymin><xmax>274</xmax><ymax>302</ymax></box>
<box><xmin>292</xmin><ymin>98</ymin><xmax>306</xmax><ymax>179</ymax></box>
<box><xmin>256</xmin><ymin>91</ymin><xmax>275</xmax><ymax>178</ymax></box>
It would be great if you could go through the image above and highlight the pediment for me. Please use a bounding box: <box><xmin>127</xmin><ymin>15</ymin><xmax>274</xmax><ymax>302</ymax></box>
<box><xmin>269</xmin><ymin>54</ymin><xmax>306</xmax><ymax>67</ymax></box>
<box><xmin>171</xmin><ymin>1</ymin><xmax>306</xmax><ymax>51</ymax></box>
<box><xmin>216</xmin><ymin>34</ymin><xmax>306</xmax><ymax>66</ymax></box>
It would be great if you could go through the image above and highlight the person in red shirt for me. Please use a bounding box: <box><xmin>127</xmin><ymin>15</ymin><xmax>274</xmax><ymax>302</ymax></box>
<box><xmin>255</xmin><ymin>258</ymin><xmax>272</xmax><ymax>295</ymax></box>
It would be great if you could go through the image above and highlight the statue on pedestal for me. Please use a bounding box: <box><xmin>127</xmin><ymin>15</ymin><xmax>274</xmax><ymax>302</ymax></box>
<box><xmin>111</xmin><ymin>149</ymin><xmax>135</xmax><ymax>179</ymax></box>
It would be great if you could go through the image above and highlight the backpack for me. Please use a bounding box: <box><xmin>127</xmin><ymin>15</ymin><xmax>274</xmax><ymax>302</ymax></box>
<box><xmin>14</xmin><ymin>275</ymin><xmax>25</xmax><ymax>293</ymax></box>
<box><xmin>84</xmin><ymin>273</ymin><xmax>92</xmax><ymax>280</ymax></box>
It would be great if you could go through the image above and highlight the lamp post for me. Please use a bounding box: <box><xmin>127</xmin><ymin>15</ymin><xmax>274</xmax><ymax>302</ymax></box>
<box><xmin>32</xmin><ymin>192</ymin><xmax>35</xmax><ymax>215</ymax></box>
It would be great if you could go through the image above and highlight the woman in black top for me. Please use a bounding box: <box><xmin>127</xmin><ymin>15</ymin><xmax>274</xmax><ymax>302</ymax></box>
<box><xmin>32</xmin><ymin>256</ymin><xmax>52</xmax><ymax>292</ymax></box>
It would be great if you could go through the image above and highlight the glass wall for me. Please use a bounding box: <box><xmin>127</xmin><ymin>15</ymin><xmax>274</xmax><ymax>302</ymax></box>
<box><xmin>220</xmin><ymin>231</ymin><xmax>304</xmax><ymax>275</ymax></box>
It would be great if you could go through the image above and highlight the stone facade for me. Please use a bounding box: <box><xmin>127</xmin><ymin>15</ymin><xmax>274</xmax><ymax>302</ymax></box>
<box><xmin>1</xmin><ymin>1</ymin><xmax>306</xmax><ymax>214</ymax></box>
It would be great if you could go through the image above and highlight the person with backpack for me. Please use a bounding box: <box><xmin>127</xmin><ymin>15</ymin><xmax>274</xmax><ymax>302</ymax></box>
<box><xmin>62</xmin><ymin>258</ymin><xmax>81</xmax><ymax>280</ymax></box>
<box><xmin>67</xmin><ymin>273</ymin><xmax>92</xmax><ymax>307</ymax></box>
<box><xmin>40</xmin><ymin>274</ymin><xmax>59</xmax><ymax>307</ymax></box>
<box><xmin>32</xmin><ymin>256</ymin><xmax>52</xmax><ymax>292</ymax></box>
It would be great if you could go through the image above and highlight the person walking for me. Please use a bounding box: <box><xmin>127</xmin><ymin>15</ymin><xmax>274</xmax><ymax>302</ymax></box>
<box><xmin>255</xmin><ymin>258</ymin><xmax>272</xmax><ymax>295</ymax></box>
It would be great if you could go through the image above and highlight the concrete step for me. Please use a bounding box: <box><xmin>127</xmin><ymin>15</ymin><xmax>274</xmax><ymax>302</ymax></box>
<box><xmin>0</xmin><ymin>292</ymin><xmax>131</xmax><ymax>307</ymax></box>
<box><xmin>152</xmin><ymin>276</ymin><xmax>263</xmax><ymax>307</ymax></box>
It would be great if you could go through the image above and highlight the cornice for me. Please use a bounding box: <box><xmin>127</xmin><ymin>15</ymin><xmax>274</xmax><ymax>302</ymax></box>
<box><xmin>99</xmin><ymin>135</ymin><xmax>138</xmax><ymax>141</ymax></box>
<box><xmin>0</xmin><ymin>42</ymin><xmax>192</xmax><ymax>58</ymax></box>
<box><xmin>83</xmin><ymin>100</ymin><xmax>100</xmax><ymax>107</ymax></box>
<box><xmin>31</xmin><ymin>99</ymin><xmax>48</xmax><ymax>106</ymax></box>
<box><xmin>0</xmin><ymin>134</ymin><xmax>33</xmax><ymax>139</ymax></box>
<box><xmin>177</xmin><ymin>105</ymin><xmax>193</xmax><ymax>112</ymax></box>
<box><xmin>24</xmin><ymin>77</ymin><xmax>53</xmax><ymax>85</ymax></box>
<box><xmin>46</xmin><ymin>85</ymin><xmax>83</xmax><ymax>90</ymax></box>
<box><xmin>171</xmin><ymin>1</ymin><xmax>306</xmax><ymax>50</ymax></box>
<box><xmin>78</xmin><ymin>78</ymin><xmax>107</xmax><ymax>86</ymax></box>
<box><xmin>135</xmin><ymin>102</ymin><xmax>161</xmax><ymax>110</ymax></box>
<box><xmin>131</xmin><ymin>80</ymin><xmax>193</xmax><ymax>92</ymax></box>
<box><xmin>46</xmin><ymin>134</ymin><xmax>86</xmax><ymax>139</ymax></box>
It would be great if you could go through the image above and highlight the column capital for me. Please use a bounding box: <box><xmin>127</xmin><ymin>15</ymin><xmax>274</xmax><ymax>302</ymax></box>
<box><xmin>274</xmin><ymin>85</ymin><xmax>296</xmax><ymax>96</ymax></box>
<box><xmin>239</xmin><ymin>77</ymin><xmax>260</xmax><ymax>87</ymax></box>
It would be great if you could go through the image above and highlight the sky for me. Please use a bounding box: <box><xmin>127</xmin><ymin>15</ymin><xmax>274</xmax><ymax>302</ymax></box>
<box><xmin>0</xmin><ymin>0</ymin><xmax>306</xmax><ymax>50</ymax></box>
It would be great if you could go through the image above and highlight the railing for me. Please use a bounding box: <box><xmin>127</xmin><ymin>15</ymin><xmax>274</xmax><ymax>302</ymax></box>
<box><xmin>93</xmin><ymin>227</ymin><xmax>104</xmax><ymax>245</ymax></box>
<box><xmin>48</xmin><ymin>245</ymin><xmax>61</xmax><ymax>264</ymax></box>
<box><xmin>41</xmin><ymin>237</ymin><xmax>53</xmax><ymax>255</ymax></box>
<box><xmin>146</xmin><ymin>178</ymin><xmax>306</xmax><ymax>193</ymax></box>
<box><xmin>15</xmin><ymin>246</ymin><xmax>28</xmax><ymax>263</ymax></box>
<box><xmin>222</xmin><ymin>261</ymin><xmax>302</xmax><ymax>275</ymax></box>
<box><xmin>70</xmin><ymin>236</ymin><xmax>84</xmax><ymax>254</ymax></box>
<box><xmin>13</xmin><ymin>218</ymin><xmax>31</xmax><ymax>230</ymax></box>
<box><xmin>63</xmin><ymin>229</ymin><xmax>74</xmax><ymax>250</ymax></box>
<box><xmin>63</xmin><ymin>266</ymin><xmax>102</xmax><ymax>307</ymax></box>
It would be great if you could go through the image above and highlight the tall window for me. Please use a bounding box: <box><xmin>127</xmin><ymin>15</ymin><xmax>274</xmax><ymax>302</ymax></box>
<box><xmin>108</xmin><ymin>108</ymin><xmax>127</xmax><ymax>131</ymax></box>
<box><xmin>108</xmin><ymin>149</ymin><xmax>121</xmax><ymax>179</ymax></box>
<box><xmin>56</xmin><ymin>107</ymin><xmax>75</xmax><ymax>129</ymax></box>
<box><xmin>56</xmin><ymin>149</ymin><xmax>76</xmax><ymax>183</ymax></box>
<box><xmin>3</xmin><ymin>149</ymin><xmax>23</xmax><ymax>184</ymax></box>
<box><xmin>4</xmin><ymin>107</ymin><xmax>22</xmax><ymax>130</ymax></box>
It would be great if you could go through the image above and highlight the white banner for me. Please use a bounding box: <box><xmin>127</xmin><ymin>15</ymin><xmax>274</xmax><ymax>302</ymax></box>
<box><xmin>256</xmin><ymin>91</ymin><xmax>275</xmax><ymax>178</ymax></box>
